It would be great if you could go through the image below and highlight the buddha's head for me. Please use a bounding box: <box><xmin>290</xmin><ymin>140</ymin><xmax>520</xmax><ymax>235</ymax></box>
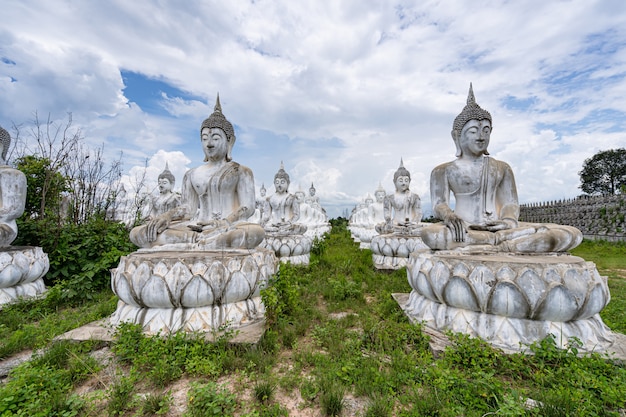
<box><xmin>157</xmin><ymin>163</ymin><xmax>175</xmax><ymax>193</ymax></box>
<box><xmin>260</xmin><ymin>183</ymin><xmax>266</xmax><ymax>197</ymax></box>
<box><xmin>295</xmin><ymin>190</ymin><xmax>305</xmax><ymax>202</ymax></box>
<box><xmin>274</xmin><ymin>162</ymin><xmax>290</xmax><ymax>193</ymax></box>
<box><xmin>393</xmin><ymin>159</ymin><xmax>411</xmax><ymax>192</ymax></box>
<box><xmin>201</xmin><ymin>94</ymin><xmax>236</xmax><ymax>162</ymax></box>
<box><xmin>309</xmin><ymin>183</ymin><xmax>316</xmax><ymax>196</ymax></box>
<box><xmin>0</xmin><ymin>125</ymin><xmax>11</xmax><ymax>166</ymax></box>
<box><xmin>451</xmin><ymin>84</ymin><xmax>492</xmax><ymax>158</ymax></box>
<box><xmin>364</xmin><ymin>194</ymin><xmax>374</xmax><ymax>205</ymax></box>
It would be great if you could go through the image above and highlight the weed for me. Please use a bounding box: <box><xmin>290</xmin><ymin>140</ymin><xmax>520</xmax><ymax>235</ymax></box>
<box><xmin>299</xmin><ymin>378</ymin><xmax>319</xmax><ymax>402</ymax></box>
<box><xmin>261</xmin><ymin>263</ymin><xmax>302</xmax><ymax>326</ymax></box>
<box><xmin>140</xmin><ymin>391</ymin><xmax>172</xmax><ymax>416</ymax></box>
<box><xmin>258</xmin><ymin>403</ymin><xmax>289</xmax><ymax>416</ymax></box>
<box><xmin>185</xmin><ymin>381</ymin><xmax>236</xmax><ymax>417</ymax></box>
<box><xmin>365</xmin><ymin>395</ymin><xmax>392</xmax><ymax>417</ymax></box>
<box><xmin>107</xmin><ymin>374</ymin><xmax>136</xmax><ymax>416</ymax></box>
<box><xmin>319</xmin><ymin>382</ymin><xmax>345</xmax><ymax>416</ymax></box>
<box><xmin>253</xmin><ymin>380</ymin><xmax>276</xmax><ymax>404</ymax></box>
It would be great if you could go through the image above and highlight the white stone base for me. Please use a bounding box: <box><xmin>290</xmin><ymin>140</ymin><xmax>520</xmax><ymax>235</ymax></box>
<box><xmin>372</xmin><ymin>254</ymin><xmax>409</xmax><ymax>270</ymax></box>
<box><xmin>0</xmin><ymin>246</ymin><xmax>49</xmax><ymax>305</ymax></box>
<box><xmin>109</xmin><ymin>297</ymin><xmax>265</xmax><ymax>334</ymax></box>
<box><xmin>261</xmin><ymin>234</ymin><xmax>312</xmax><ymax>265</ymax></box>
<box><xmin>404</xmin><ymin>251</ymin><xmax>614</xmax><ymax>352</ymax></box>
<box><xmin>277</xmin><ymin>253</ymin><xmax>310</xmax><ymax>265</ymax></box>
<box><xmin>402</xmin><ymin>291</ymin><xmax>613</xmax><ymax>352</ymax></box>
<box><xmin>110</xmin><ymin>248</ymin><xmax>278</xmax><ymax>333</ymax></box>
<box><xmin>0</xmin><ymin>278</ymin><xmax>47</xmax><ymax>305</ymax></box>
<box><xmin>370</xmin><ymin>234</ymin><xmax>429</xmax><ymax>270</ymax></box>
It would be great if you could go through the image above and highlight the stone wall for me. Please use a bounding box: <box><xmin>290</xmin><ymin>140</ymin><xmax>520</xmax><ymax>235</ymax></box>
<box><xmin>519</xmin><ymin>195</ymin><xmax>626</xmax><ymax>241</ymax></box>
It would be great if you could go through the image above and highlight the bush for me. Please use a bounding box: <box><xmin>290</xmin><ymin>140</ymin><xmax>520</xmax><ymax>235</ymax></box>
<box><xmin>14</xmin><ymin>213</ymin><xmax>136</xmax><ymax>302</ymax></box>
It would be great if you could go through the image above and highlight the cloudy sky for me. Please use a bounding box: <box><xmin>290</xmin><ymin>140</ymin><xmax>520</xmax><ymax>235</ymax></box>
<box><xmin>1</xmin><ymin>0</ymin><xmax>625</xmax><ymax>218</ymax></box>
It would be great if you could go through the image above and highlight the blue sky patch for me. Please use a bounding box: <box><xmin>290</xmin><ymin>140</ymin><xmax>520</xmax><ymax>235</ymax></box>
<box><xmin>1</xmin><ymin>57</ymin><xmax>16</xmax><ymax>65</ymax></box>
<box><xmin>121</xmin><ymin>70</ymin><xmax>203</xmax><ymax>117</ymax></box>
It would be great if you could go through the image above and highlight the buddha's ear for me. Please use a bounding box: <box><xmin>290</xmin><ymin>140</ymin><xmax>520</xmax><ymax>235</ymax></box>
<box><xmin>226</xmin><ymin>136</ymin><xmax>236</xmax><ymax>162</ymax></box>
<box><xmin>451</xmin><ymin>130</ymin><xmax>462</xmax><ymax>157</ymax></box>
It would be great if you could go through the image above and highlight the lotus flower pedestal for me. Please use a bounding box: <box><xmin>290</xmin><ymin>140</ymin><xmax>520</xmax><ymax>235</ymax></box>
<box><xmin>0</xmin><ymin>246</ymin><xmax>49</xmax><ymax>305</ymax></box>
<box><xmin>260</xmin><ymin>233</ymin><xmax>312</xmax><ymax>265</ymax></box>
<box><xmin>403</xmin><ymin>251</ymin><xmax>613</xmax><ymax>352</ymax></box>
<box><xmin>110</xmin><ymin>248</ymin><xmax>278</xmax><ymax>334</ymax></box>
<box><xmin>370</xmin><ymin>234</ymin><xmax>429</xmax><ymax>270</ymax></box>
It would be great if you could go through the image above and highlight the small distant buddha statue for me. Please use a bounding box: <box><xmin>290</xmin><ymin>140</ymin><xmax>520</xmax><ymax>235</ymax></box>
<box><xmin>129</xmin><ymin>95</ymin><xmax>265</xmax><ymax>250</ymax></box>
<box><xmin>421</xmin><ymin>84</ymin><xmax>582</xmax><ymax>252</ymax></box>
<box><xmin>368</xmin><ymin>183</ymin><xmax>386</xmax><ymax>225</ymax></box>
<box><xmin>257</xmin><ymin>183</ymin><xmax>267</xmax><ymax>209</ymax></box>
<box><xmin>294</xmin><ymin>187</ymin><xmax>312</xmax><ymax>224</ymax></box>
<box><xmin>0</xmin><ymin>126</ymin><xmax>26</xmax><ymax>247</ymax></box>
<box><xmin>146</xmin><ymin>163</ymin><xmax>181</xmax><ymax>220</ymax></box>
<box><xmin>261</xmin><ymin>163</ymin><xmax>307</xmax><ymax>234</ymax></box>
<box><xmin>305</xmin><ymin>183</ymin><xmax>320</xmax><ymax>206</ymax></box>
<box><xmin>375</xmin><ymin>159</ymin><xmax>423</xmax><ymax>235</ymax></box>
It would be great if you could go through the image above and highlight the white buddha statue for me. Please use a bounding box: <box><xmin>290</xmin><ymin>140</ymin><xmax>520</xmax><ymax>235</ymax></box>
<box><xmin>375</xmin><ymin>159</ymin><xmax>422</xmax><ymax>235</ymax></box>
<box><xmin>261</xmin><ymin>163</ymin><xmax>307</xmax><ymax>234</ymax></box>
<box><xmin>145</xmin><ymin>163</ymin><xmax>181</xmax><ymax>220</ymax></box>
<box><xmin>0</xmin><ymin>126</ymin><xmax>25</xmax><ymax>246</ymax></box>
<box><xmin>129</xmin><ymin>96</ymin><xmax>265</xmax><ymax>250</ymax></box>
<box><xmin>421</xmin><ymin>85</ymin><xmax>582</xmax><ymax>253</ymax></box>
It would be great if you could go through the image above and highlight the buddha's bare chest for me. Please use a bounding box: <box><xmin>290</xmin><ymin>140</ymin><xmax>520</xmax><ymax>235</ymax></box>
<box><xmin>447</xmin><ymin>163</ymin><xmax>483</xmax><ymax>194</ymax></box>
<box><xmin>189</xmin><ymin>166</ymin><xmax>237</xmax><ymax>196</ymax></box>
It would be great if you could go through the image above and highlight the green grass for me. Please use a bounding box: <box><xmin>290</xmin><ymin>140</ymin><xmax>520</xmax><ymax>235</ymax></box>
<box><xmin>0</xmin><ymin>287</ymin><xmax>117</xmax><ymax>359</ymax></box>
<box><xmin>571</xmin><ymin>239</ymin><xmax>626</xmax><ymax>333</ymax></box>
<box><xmin>2</xmin><ymin>223</ymin><xmax>626</xmax><ymax>416</ymax></box>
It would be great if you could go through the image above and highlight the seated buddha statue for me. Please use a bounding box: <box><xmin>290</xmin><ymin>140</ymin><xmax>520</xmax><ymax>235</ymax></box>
<box><xmin>375</xmin><ymin>160</ymin><xmax>423</xmax><ymax>235</ymax></box>
<box><xmin>0</xmin><ymin>126</ymin><xmax>26</xmax><ymax>247</ymax></box>
<box><xmin>304</xmin><ymin>183</ymin><xmax>320</xmax><ymax>206</ymax></box>
<box><xmin>145</xmin><ymin>163</ymin><xmax>181</xmax><ymax>220</ymax></box>
<box><xmin>367</xmin><ymin>183</ymin><xmax>386</xmax><ymax>226</ymax></box>
<box><xmin>261</xmin><ymin>163</ymin><xmax>307</xmax><ymax>234</ymax></box>
<box><xmin>129</xmin><ymin>96</ymin><xmax>265</xmax><ymax>250</ymax></box>
<box><xmin>421</xmin><ymin>85</ymin><xmax>582</xmax><ymax>252</ymax></box>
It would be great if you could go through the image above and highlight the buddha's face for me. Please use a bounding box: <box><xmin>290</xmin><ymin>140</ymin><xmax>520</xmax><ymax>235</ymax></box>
<box><xmin>201</xmin><ymin>127</ymin><xmax>229</xmax><ymax>161</ymax></box>
<box><xmin>309</xmin><ymin>188</ymin><xmax>316</xmax><ymax>196</ymax></box>
<box><xmin>365</xmin><ymin>198</ymin><xmax>373</xmax><ymax>205</ymax></box>
<box><xmin>394</xmin><ymin>176</ymin><xmax>410</xmax><ymax>193</ymax></box>
<box><xmin>274</xmin><ymin>177</ymin><xmax>289</xmax><ymax>193</ymax></box>
<box><xmin>260</xmin><ymin>188</ymin><xmax>266</xmax><ymax>197</ymax></box>
<box><xmin>158</xmin><ymin>178</ymin><xmax>172</xmax><ymax>194</ymax></box>
<box><xmin>295</xmin><ymin>191</ymin><xmax>305</xmax><ymax>202</ymax></box>
<box><xmin>375</xmin><ymin>190</ymin><xmax>385</xmax><ymax>202</ymax></box>
<box><xmin>459</xmin><ymin>119</ymin><xmax>491</xmax><ymax>157</ymax></box>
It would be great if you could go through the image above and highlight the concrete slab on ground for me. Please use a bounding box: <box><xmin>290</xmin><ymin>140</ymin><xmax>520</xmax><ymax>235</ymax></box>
<box><xmin>55</xmin><ymin>318</ymin><xmax>267</xmax><ymax>345</ymax></box>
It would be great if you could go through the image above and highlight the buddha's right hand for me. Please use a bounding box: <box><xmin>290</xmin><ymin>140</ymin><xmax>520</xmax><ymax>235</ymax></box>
<box><xmin>444</xmin><ymin>214</ymin><xmax>465</xmax><ymax>242</ymax></box>
<box><xmin>146</xmin><ymin>216</ymin><xmax>170</xmax><ymax>241</ymax></box>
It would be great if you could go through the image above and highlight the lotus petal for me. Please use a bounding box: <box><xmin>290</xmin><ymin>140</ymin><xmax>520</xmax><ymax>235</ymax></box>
<box><xmin>536</xmin><ymin>285</ymin><xmax>578</xmax><ymax>322</ymax></box>
<box><xmin>488</xmin><ymin>282</ymin><xmax>529</xmax><ymax>318</ymax></box>
<box><xmin>181</xmin><ymin>275</ymin><xmax>214</xmax><ymax>307</ymax></box>
<box><xmin>443</xmin><ymin>277</ymin><xmax>479</xmax><ymax>312</ymax></box>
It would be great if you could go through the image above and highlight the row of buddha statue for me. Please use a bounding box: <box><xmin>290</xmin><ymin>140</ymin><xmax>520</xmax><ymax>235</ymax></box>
<box><xmin>1</xmin><ymin>85</ymin><xmax>616</xmax><ymax>353</ymax></box>
<box><xmin>119</xmin><ymin>162</ymin><xmax>330</xmax><ymax>266</ymax></box>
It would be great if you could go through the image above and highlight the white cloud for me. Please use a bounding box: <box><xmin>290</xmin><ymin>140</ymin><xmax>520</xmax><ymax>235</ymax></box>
<box><xmin>1</xmin><ymin>0</ymin><xmax>626</xmax><ymax>218</ymax></box>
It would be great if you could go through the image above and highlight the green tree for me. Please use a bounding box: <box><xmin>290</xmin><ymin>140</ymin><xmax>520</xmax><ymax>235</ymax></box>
<box><xmin>579</xmin><ymin>148</ymin><xmax>626</xmax><ymax>195</ymax></box>
<box><xmin>16</xmin><ymin>155</ymin><xmax>68</xmax><ymax>219</ymax></box>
